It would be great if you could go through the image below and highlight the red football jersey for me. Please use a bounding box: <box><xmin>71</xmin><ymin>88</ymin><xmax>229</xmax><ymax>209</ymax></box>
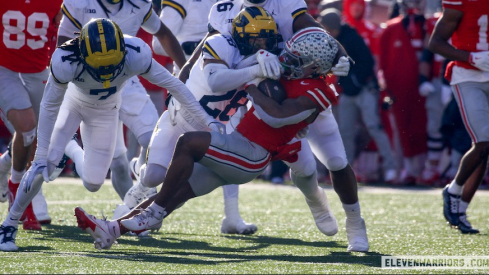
<box><xmin>0</xmin><ymin>0</ymin><xmax>62</xmax><ymax>73</ymax></box>
<box><xmin>443</xmin><ymin>0</ymin><xmax>489</xmax><ymax>70</ymax></box>
<box><xmin>237</xmin><ymin>78</ymin><xmax>337</xmax><ymax>155</ymax></box>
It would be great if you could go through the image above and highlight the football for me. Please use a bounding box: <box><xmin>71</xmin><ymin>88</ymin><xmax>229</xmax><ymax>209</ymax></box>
<box><xmin>257</xmin><ymin>78</ymin><xmax>287</xmax><ymax>103</ymax></box>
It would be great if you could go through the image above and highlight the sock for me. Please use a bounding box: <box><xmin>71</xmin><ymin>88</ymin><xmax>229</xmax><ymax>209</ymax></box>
<box><xmin>459</xmin><ymin>200</ymin><xmax>469</xmax><ymax>214</ymax></box>
<box><xmin>0</xmin><ymin>152</ymin><xmax>11</xmax><ymax>172</ymax></box>
<box><xmin>148</xmin><ymin>202</ymin><xmax>166</xmax><ymax>219</ymax></box>
<box><xmin>448</xmin><ymin>180</ymin><xmax>463</xmax><ymax>195</ymax></box>
<box><xmin>343</xmin><ymin>201</ymin><xmax>361</xmax><ymax>221</ymax></box>
<box><xmin>107</xmin><ymin>220</ymin><xmax>121</xmax><ymax>238</ymax></box>
<box><xmin>10</xmin><ymin>169</ymin><xmax>25</xmax><ymax>184</ymax></box>
<box><xmin>65</xmin><ymin>141</ymin><xmax>84</xmax><ymax>180</ymax></box>
<box><xmin>3</xmin><ymin>213</ymin><xmax>20</xmax><ymax>228</ymax></box>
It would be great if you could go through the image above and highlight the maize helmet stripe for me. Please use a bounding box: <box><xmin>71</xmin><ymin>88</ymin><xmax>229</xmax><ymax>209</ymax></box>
<box><xmin>97</xmin><ymin>20</ymin><xmax>108</xmax><ymax>53</ymax></box>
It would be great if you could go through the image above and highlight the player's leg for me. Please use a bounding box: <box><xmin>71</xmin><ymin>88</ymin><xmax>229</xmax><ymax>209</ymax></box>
<box><xmin>307</xmin><ymin>110</ymin><xmax>368</xmax><ymax>252</ymax></box>
<box><xmin>286</xmin><ymin>139</ymin><xmax>338</xmax><ymax>236</ymax></box>
<box><xmin>110</xmin><ymin>121</ymin><xmax>132</xmax><ymax>200</ymax></box>
<box><xmin>337</xmin><ymin>93</ymin><xmax>360</xmax><ymax>166</ymax></box>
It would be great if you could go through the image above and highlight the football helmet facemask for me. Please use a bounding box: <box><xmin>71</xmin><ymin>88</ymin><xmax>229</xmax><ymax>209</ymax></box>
<box><xmin>279</xmin><ymin>27</ymin><xmax>338</xmax><ymax>79</ymax></box>
<box><xmin>243</xmin><ymin>0</ymin><xmax>268</xmax><ymax>7</ymax></box>
<box><xmin>79</xmin><ymin>18</ymin><xmax>126</xmax><ymax>88</ymax></box>
<box><xmin>232</xmin><ymin>6</ymin><xmax>280</xmax><ymax>56</ymax></box>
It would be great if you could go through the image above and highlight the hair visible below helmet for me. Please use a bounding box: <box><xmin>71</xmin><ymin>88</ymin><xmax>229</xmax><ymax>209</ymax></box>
<box><xmin>280</xmin><ymin>27</ymin><xmax>338</xmax><ymax>79</ymax></box>
<box><xmin>243</xmin><ymin>0</ymin><xmax>268</xmax><ymax>7</ymax></box>
<box><xmin>232</xmin><ymin>6</ymin><xmax>280</xmax><ymax>56</ymax></box>
<box><xmin>79</xmin><ymin>18</ymin><xmax>126</xmax><ymax>88</ymax></box>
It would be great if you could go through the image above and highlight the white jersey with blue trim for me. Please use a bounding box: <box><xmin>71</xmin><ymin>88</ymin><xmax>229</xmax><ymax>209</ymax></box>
<box><xmin>58</xmin><ymin>0</ymin><xmax>161</xmax><ymax>38</ymax></box>
<box><xmin>179</xmin><ymin>33</ymin><xmax>249</xmax><ymax>127</ymax></box>
<box><xmin>50</xmin><ymin>36</ymin><xmax>153</xmax><ymax>105</ymax></box>
<box><xmin>208</xmin><ymin>0</ymin><xmax>307</xmax><ymax>42</ymax></box>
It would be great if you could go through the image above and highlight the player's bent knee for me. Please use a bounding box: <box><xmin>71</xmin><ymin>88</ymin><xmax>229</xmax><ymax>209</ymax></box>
<box><xmin>143</xmin><ymin>164</ymin><xmax>167</xmax><ymax>188</ymax></box>
<box><xmin>326</xmin><ymin>156</ymin><xmax>348</xmax><ymax>172</ymax></box>
<box><xmin>22</xmin><ymin>127</ymin><xmax>37</xmax><ymax>147</ymax></box>
<box><xmin>290</xmin><ymin>160</ymin><xmax>317</xmax><ymax>177</ymax></box>
<box><xmin>83</xmin><ymin>181</ymin><xmax>102</xmax><ymax>192</ymax></box>
<box><xmin>110</xmin><ymin>154</ymin><xmax>128</xmax><ymax>174</ymax></box>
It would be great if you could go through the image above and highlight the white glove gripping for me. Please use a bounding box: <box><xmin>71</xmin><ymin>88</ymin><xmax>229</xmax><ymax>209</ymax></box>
<box><xmin>255</xmin><ymin>50</ymin><xmax>283</xmax><ymax>80</ymax></box>
<box><xmin>22</xmin><ymin>160</ymin><xmax>49</xmax><ymax>193</ymax></box>
<box><xmin>208</xmin><ymin>121</ymin><xmax>226</xmax><ymax>134</ymax></box>
<box><xmin>469</xmin><ymin>51</ymin><xmax>489</xmax><ymax>72</ymax></box>
<box><xmin>419</xmin><ymin>81</ymin><xmax>436</xmax><ymax>97</ymax></box>
<box><xmin>331</xmin><ymin>56</ymin><xmax>351</xmax><ymax>76</ymax></box>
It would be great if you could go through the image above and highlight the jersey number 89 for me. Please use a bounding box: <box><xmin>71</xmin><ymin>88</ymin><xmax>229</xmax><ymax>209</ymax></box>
<box><xmin>2</xmin><ymin>10</ymin><xmax>49</xmax><ymax>50</ymax></box>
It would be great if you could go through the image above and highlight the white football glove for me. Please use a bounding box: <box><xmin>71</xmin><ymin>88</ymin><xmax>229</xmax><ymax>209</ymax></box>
<box><xmin>419</xmin><ymin>81</ymin><xmax>436</xmax><ymax>97</ymax></box>
<box><xmin>255</xmin><ymin>50</ymin><xmax>283</xmax><ymax>80</ymax></box>
<box><xmin>208</xmin><ymin>121</ymin><xmax>226</xmax><ymax>134</ymax></box>
<box><xmin>469</xmin><ymin>51</ymin><xmax>489</xmax><ymax>72</ymax></box>
<box><xmin>22</xmin><ymin>160</ymin><xmax>49</xmax><ymax>193</ymax></box>
<box><xmin>331</xmin><ymin>56</ymin><xmax>350</xmax><ymax>76</ymax></box>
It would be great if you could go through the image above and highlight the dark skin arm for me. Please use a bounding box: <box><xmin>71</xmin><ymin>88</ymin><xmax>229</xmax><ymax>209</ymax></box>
<box><xmin>245</xmin><ymin>84</ymin><xmax>320</xmax><ymax>124</ymax></box>
<box><xmin>428</xmin><ymin>8</ymin><xmax>468</xmax><ymax>62</ymax></box>
<box><xmin>178</xmin><ymin>31</ymin><xmax>217</xmax><ymax>83</ymax></box>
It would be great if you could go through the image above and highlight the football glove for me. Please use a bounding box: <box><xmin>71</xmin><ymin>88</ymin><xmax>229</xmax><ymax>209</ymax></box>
<box><xmin>469</xmin><ymin>51</ymin><xmax>489</xmax><ymax>72</ymax></box>
<box><xmin>331</xmin><ymin>56</ymin><xmax>350</xmax><ymax>76</ymax></box>
<box><xmin>22</xmin><ymin>160</ymin><xmax>49</xmax><ymax>193</ymax></box>
<box><xmin>256</xmin><ymin>50</ymin><xmax>283</xmax><ymax>80</ymax></box>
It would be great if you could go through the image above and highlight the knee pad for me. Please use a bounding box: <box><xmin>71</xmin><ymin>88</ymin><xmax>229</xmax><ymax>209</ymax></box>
<box><xmin>83</xmin><ymin>181</ymin><xmax>102</xmax><ymax>192</ymax></box>
<box><xmin>326</xmin><ymin>156</ymin><xmax>348</xmax><ymax>172</ymax></box>
<box><xmin>143</xmin><ymin>163</ymin><xmax>167</xmax><ymax>188</ymax></box>
<box><xmin>22</xmin><ymin>127</ymin><xmax>36</xmax><ymax>147</ymax></box>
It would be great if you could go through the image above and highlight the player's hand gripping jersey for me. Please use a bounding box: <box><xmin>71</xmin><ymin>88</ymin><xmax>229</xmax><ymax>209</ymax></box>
<box><xmin>0</xmin><ymin>0</ymin><xmax>63</xmax><ymax>73</ymax></box>
<box><xmin>237</xmin><ymin>78</ymin><xmax>337</xmax><ymax>162</ymax></box>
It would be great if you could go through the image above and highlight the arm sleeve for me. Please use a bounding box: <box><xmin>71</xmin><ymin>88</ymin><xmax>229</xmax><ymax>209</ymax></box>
<box><xmin>247</xmin><ymin>95</ymin><xmax>315</xmax><ymax>128</ymax></box>
<box><xmin>204</xmin><ymin>63</ymin><xmax>262</xmax><ymax>93</ymax></box>
<box><xmin>141</xmin><ymin>59</ymin><xmax>215</xmax><ymax>127</ymax></box>
<box><xmin>152</xmin><ymin>7</ymin><xmax>184</xmax><ymax>56</ymax></box>
<box><xmin>141</xmin><ymin>7</ymin><xmax>163</xmax><ymax>35</ymax></box>
<box><xmin>35</xmin><ymin>76</ymin><xmax>68</xmax><ymax>159</ymax></box>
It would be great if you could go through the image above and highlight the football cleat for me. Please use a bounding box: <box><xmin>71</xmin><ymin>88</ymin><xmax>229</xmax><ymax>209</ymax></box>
<box><xmin>123</xmin><ymin>183</ymin><xmax>157</xmax><ymax>209</ymax></box>
<box><xmin>346</xmin><ymin>218</ymin><xmax>369</xmax><ymax>252</ymax></box>
<box><xmin>221</xmin><ymin>218</ymin><xmax>258</xmax><ymax>235</ymax></box>
<box><xmin>75</xmin><ymin>207</ymin><xmax>117</xmax><ymax>250</ymax></box>
<box><xmin>129</xmin><ymin>158</ymin><xmax>140</xmax><ymax>182</ymax></box>
<box><xmin>442</xmin><ymin>185</ymin><xmax>460</xmax><ymax>226</ymax></box>
<box><xmin>0</xmin><ymin>225</ymin><xmax>18</xmax><ymax>252</ymax></box>
<box><xmin>120</xmin><ymin>207</ymin><xmax>165</xmax><ymax>232</ymax></box>
<box><xmin>306</xmin><ymin>190</ymin><xmax>338</xmax><ymax>236</ymax></box>
<box><xmin>458</xmin><ymin>214</ymin><xmax>479</xmax><ymax>234</ymax></box>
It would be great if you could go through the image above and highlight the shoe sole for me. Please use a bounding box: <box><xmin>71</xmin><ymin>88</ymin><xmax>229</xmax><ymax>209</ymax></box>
<box><xmin>74</xmin><ymin>207</ymin><xmax>113</xmax><ymax>250</ymax></box>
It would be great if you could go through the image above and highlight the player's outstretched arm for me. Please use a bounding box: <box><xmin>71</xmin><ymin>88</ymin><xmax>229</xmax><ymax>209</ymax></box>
<box><xmin>153</xmin><ymin>21</ymin><xmax>187</xmax><ymax>69</ymax></box>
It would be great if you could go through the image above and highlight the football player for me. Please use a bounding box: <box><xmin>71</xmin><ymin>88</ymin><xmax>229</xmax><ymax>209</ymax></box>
<box><xmin>0</xmin><ymin>0</ymin><xmax>63</xmax><ymax>229</ymax></box>
<box><xmin>74</xmin><ymin>28</ymin><xmax>343</xmax><ymax>251</ymax></box>
<box><xmin>56</xmin><ymin>0</ymin><xmax>187</xmax><ymax>200</ymax></box>
<box><xmin>123</xmin><ymin>0</ymin><xmax>259</xmax><ymax>235</ymax></box>
<box><xmin>429</xmin><ymin>0</ymin><xmax>489</xmax><ymax>234</ymax></box>
<box><xmin>180</xmin><ymin>0</ymin><xmax>368</xmax><ymax>251</ymax></box>
<box><xmin>0</xmin><ymin>19</ymin><xmax>219</xmax><ymax>252</ymax></box>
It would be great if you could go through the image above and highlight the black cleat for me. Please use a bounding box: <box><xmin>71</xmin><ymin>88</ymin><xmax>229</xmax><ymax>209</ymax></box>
<box><xmin>442</xmin><ymin>185</ymin><xmax>460</xmax><ymax>226</ymax></box>
<box><xmin>458</xmin><ymin>213</ymin><xmax>479</xmax><ymax>234</ymax></box>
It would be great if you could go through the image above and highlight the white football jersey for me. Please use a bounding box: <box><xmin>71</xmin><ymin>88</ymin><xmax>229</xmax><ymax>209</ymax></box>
<box><xmin>180</xmin><ymin>33</ymin><xmax>249</xmax><ymax>125</ymax></box>
<box><xmin>50</xmin><ymin>36</ymin><xmax>153</xmax><ymax>105</ymax></box>
<box><xmin>58</xmin><ymin>0</ymin><xmax>161</xmax><ymax>38</ymax></box>
<box><xmin>208</xmin><ymin>0</ymin><xmax>307</xmax><ymax>42</ymax></box>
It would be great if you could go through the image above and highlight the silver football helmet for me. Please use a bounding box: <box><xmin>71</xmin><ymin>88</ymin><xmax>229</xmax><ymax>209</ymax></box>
<box><xmin>279</xmin><ymin>27</ymin><xmax>338</xmax><ymax>79</ymax></box>
<box><xmin>243</xmin><ymin>0</ymin><xmax>268</xmax><ymax>7</ymax></box>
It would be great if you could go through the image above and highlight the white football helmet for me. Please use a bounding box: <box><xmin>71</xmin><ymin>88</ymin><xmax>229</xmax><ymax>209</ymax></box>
<box><xmin>243</xmin><ymin>0</ymin><xmax>268</xmax><ymax>7</ymax></box>
<box><xmin>279</xmin><ymin>27</ymin><xmax>338</xmax><ymax>79</ymax></box>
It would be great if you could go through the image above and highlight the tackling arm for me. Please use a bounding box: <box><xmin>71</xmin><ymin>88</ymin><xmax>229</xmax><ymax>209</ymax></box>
<box><xmin>203</xmin><ymin>61</ymin><xmax>263</xmax><ymax>93</ymax></box>
<box><xmin>152</xmin><ymin>21</ymin><xmax>187</xmax><ymax>68</ymax></box>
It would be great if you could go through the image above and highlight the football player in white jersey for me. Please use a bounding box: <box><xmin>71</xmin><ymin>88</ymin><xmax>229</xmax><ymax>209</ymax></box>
<box><xmin>178</xmin><ymin>0</ymin><xmax>368</xmax><ymax>252</ymax></box>
<box><xmin>0</xmin><ymin>19</ymin><xmax>219</xmax><ymax>252</ymax></box>
<box><xmin>56</xmin><ymin>0</ymin><xmax>187</xmax><ymax>200</ymax></box>
<box><xmin>126</xmin><ymin>0</ymin><xmax>258</xmax><ymax>235</ymax></box>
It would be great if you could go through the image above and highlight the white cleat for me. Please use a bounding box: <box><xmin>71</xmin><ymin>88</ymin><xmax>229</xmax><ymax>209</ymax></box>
<box><xmin>129</xmin><ymin>158</ymin><xmax>140</xmax><ymax>182</ymax></box>
<box><xmin>306</xmin><ymin>190</ymin><xmax>338</xmax><ymax>236</ymax></box>
<box><xmin>0</xmin><ymin>225</ymin><xmax>18</xmax><ymax>252</ymax></box>
<box><xmin>74</xmin><ymin>207</ymin><xmax>117</xmax><ymax>250</ymax></box>
<box><xmin>123</xmin><ymin>183</ymin><xmax>157</xmax><ymax>210</ymax></box>
<box><xmin>112</xmin><ymin>204</ymin><xmax>131</xmax><ymax>220</ymax></box>
<box><xmin>346</xmin><ymin>218</ymin><xmax>369</xmax><ymax>252</ymax></box>
<box><xmin>120</xmin><ymin>207</ymin><xmax>164</xmax><ymax>232</ymax></box>
<box><xmin>221</xmin><ymin>218</ymin><xmax>258</xmax><ymax>235</ymax></box>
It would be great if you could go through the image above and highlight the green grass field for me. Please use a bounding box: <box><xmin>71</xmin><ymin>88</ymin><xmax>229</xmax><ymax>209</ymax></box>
<box><xmin>0</xmin><ymin>178</ymin><xmax>488</xmax><ymax>274</ymax></box>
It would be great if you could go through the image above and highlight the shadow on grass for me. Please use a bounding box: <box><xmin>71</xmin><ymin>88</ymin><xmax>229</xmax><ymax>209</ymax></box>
<box><xmin>24</xmin><ymin>224</ymin><xmax>388</xmax><ymax>268</ymax></box>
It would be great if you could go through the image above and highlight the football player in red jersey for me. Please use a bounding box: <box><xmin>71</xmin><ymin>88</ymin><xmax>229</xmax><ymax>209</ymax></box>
<box><xmin>429</xmin><ymin>0</ymin><xmax>489</xmax><ymax>234</ymax></box>
<box><xmin>75</xmin><ymin>28</ymin><xmax>369</xmax><ymax>252</ymax></box>
<box><xmin>0</xmin><ymin>0</ymin><xmax>63</xmax><ymax>230</ymax></box>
